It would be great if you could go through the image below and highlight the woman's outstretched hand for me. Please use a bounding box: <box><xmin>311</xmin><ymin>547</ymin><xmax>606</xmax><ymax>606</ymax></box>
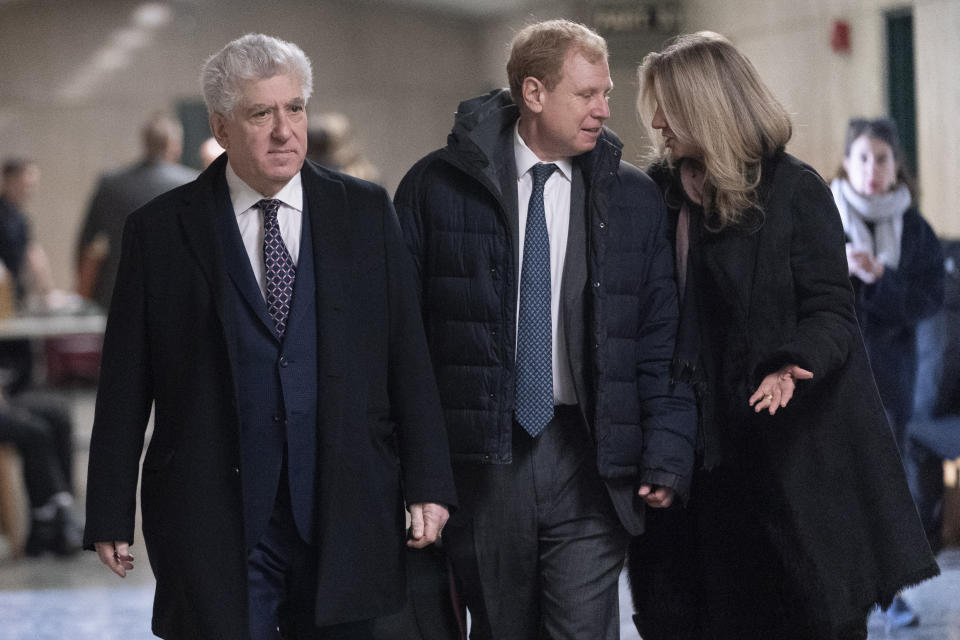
<box><xmin>749</xmin><ymin>364</ymin><xmax>814</xmax><ymax>415</ymax></box>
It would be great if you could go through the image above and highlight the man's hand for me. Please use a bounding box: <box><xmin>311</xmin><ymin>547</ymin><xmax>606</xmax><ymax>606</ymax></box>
<box><xmin>94</xmin><ymin>540</ymin><xmax>135</xmax><ymax>578</ymax></box>
<box><xmin>638</xmin><ymin>485</ymin><xmax>675</xmax><ymax>508</ymax></box>
<box><xmin>407</xmin><ymin>502</ymin><xmax>449</xmax><ymax>549</ymax></box>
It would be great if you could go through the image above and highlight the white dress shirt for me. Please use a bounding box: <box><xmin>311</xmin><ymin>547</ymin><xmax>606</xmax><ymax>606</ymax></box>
<box><xmin>514</xmin><ymin>123</ymin><xmax>577</xmax><ymax>405</ymax></box>
<box><xmin>225</xmin><ymin>162</ymin><xmax>304</xmax><ymax>300</ymax></box>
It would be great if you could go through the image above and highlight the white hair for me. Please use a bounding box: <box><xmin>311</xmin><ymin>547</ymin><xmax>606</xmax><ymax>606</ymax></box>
<box><xmin>200</xmin><ymin>33</ymin><xmax>313</xmax><ymax>116</ymax></box>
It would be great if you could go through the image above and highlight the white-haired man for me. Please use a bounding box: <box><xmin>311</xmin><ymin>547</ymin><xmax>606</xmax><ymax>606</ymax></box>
<box><xmin>84</xmin><ymin>33</ymin><xmax>456</xmax><ymax>640</ymax></box>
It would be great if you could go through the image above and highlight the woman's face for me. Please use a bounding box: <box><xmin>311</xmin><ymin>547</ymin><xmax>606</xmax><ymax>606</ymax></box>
<box><xmin>652</xmin><ymin>103</ymin><xmax>699</xmax><ymax>160</ymax></box>
<box><xmin>843</xmin><ymin>135</ymin><xmax>898</xmax><ymax>196</ymax></box>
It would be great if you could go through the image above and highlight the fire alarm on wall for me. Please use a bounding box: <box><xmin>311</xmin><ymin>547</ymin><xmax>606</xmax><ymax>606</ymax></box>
<box><xmin>832</xmin><ymin>19</ymin><xmax>851</xmax><ymax>53</ymax></box>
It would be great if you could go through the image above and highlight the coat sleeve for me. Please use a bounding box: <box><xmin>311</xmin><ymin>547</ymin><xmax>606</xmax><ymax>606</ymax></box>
<box><xmin>633</xmin><ymin>179</ymin><xmax>697</xmax><ymax>494</ymax></box>
<box><xmin>82</xmin><ymin>213</ymin><xmax>154</xmax><ymax>548</ymax></box>
<box><xmin>757</xmin><ymin>168</ymin><xmax>860</xmax><ymax>384</ymax></box>
<box><xmin>392</xmin><ymin>159</ymin><xmax>428</xmax><ymax>303</ymax></box>
<box><xmin>382</xmin><ymin>187</ymin><xmax>457</xmax><ymax>509</ymax></box>
<box><xmin>855</xmin><ymin>210</ymin><xmax>944</xmax><ymax>327</ymax></box>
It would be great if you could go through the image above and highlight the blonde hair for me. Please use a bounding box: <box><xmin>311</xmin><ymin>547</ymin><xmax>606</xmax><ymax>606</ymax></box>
<box><xmin>507</xmin><ymin>19</ymin><xmax>607</xmax><ymax>108</ymax></box>
<box><xmin>637</xmin><ymin>31</ymin><xmax>792</xmax><ymax>229</ymax></box>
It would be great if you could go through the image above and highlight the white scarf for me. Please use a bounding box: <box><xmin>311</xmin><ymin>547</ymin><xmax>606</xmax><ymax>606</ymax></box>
<box><xmin>831</xmin><ymin>178</ymin><xmax>910</xmax><ymax>269</ymax></box>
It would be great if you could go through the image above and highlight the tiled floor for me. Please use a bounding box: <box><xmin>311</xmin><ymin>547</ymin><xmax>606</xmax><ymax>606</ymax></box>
<box><xmin>2</xmin><ymin>388</ymin><xmax>958</xmax><ymax>639</ymax></box>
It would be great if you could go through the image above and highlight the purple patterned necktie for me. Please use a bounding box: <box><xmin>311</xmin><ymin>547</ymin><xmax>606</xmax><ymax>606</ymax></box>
<box><xmin>258</xmin><ymin>198</ymin><xmax>296</xmax><ymax>337</ymax></box>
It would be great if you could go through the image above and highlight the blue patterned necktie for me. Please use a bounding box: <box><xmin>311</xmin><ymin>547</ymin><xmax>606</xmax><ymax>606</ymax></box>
<box><xmin>258</xmin><ymin>198</ymin><xmax>296</xmax><ymax>337</ymax></box>
<box><xmin>515</xmin><ymin>163</ymin><xmax>557</xmax><ymax>437</ymax></box>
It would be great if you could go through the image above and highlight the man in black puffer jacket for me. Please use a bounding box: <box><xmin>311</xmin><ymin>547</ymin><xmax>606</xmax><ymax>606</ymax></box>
<box><xmin>394</xmin><ymin>20</ymin><xmax>696</xmax><ymax>640</ymax></box>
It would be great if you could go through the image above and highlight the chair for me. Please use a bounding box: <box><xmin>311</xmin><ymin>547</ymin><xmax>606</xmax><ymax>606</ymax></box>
<box><xmin>0</xmin><ymin>444</ymin><xmax>27</xmax><ymax>556</ymax></box>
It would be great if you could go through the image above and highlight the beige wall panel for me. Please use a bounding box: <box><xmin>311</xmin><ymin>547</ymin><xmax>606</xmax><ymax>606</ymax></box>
<box><xmin>915</xmin><ymin>0</ymin><xmax>960</xmax><ymax>236</ymax></box>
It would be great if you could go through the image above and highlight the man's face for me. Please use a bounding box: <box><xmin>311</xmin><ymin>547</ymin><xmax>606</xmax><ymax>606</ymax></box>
<box><xmin>2</xmin><ymin>164</ymin><xmax>39</xmax><ymax>207</ymax></box>
<box><xmin>211</xmin><ymin>73</ymin><xmax>307</xmax><ymax>196</ymax></box>
<box><xmin>527</xmin><ymin>49</ymin><xmax>612</xmax><ymax>160</ymax></box>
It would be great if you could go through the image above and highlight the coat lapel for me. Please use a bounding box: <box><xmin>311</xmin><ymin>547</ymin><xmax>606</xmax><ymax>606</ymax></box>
<box><xmin>701</xmin><ymin>156</ymin><xmax>784</xmax><ymax>330</ymax></box>
<box><xmin>702</xmin><ymin>227</ymin><xmax>759</xmax><ymax>327</ymax></box>
<box><xmin>495</xmin><ymin>132</ymin><xmax>520</xmax><ymax>284</ymax></box>
<box><xmin>177</xmin><ymin>156</ymin><xmax>231</xmax><ymax>332</ymax></box>
<box><xmin>302</xmin><ymin>162</ymin><xmax>348</xmax><ymax>380</ymax></box>
<box><xmin>215</xmin><ymin>190</ymin><xmax>276</xmax><ymax>338</ymax></box>
<box><xmin>562</xmin><ymin>164</ymin><xmax>588</xmax><ymax>405</ymax></box>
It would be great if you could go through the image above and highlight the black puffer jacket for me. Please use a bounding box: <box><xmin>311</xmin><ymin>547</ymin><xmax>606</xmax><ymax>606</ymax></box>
<box><xmin>394</xmin><ymin>89</ymin><xmax>695</xmax><ymax>489</ymax></box>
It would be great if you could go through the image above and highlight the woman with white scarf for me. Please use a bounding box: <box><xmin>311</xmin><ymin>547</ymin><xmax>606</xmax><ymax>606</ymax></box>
<box><xmin>832</xmin><ymin>117</ymin><xmax>944</xmax><ymax>629</ymax></box>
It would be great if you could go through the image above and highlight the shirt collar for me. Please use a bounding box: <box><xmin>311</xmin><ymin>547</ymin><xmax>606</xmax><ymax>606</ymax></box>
<box><xmin>225</xmin><ymin>161</ymin><xmax>303</xmax><ymax>216</ymax></box>
<box><xmin>513</xmin><ymin>121</ymin><xmax>573</xmax><ymax>183</ymax></box>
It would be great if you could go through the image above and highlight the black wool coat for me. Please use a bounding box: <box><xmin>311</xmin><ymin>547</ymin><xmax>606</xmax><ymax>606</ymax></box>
<box><xmin>83</xmin><ymin>156</ymin><xmax>457</xmax><ymax>638</ymax></box>
<box><xmin>633</xmin><ymin>152</ymin><xmax>938</xmax><ymax>638</ymax></box>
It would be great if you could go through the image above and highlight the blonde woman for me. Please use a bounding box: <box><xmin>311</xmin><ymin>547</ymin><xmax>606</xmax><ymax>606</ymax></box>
<box><xmin>626</xmin><ymin>32</ymin><xmax>938</xmax><ymax>640</ymax></box>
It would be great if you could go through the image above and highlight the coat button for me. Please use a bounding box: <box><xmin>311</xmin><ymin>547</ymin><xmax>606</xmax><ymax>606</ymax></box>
<box><xmin>593</xmin><ymin>281</ymin><xmax>600</xmax><ymax>288</ymax></box>
<box><xmin>232</xmin><ymin>466</ymin><xmax>240</xmax><ymax>475</ymax></box>
<box><xmin>599</xmin><ymin>221</ymin><xmax>606</xmax><ymax>229</ymax></box>
<box><xmin>279</xmin><ymin>356</ymin><xmax>288</xmax><ymax>367</ymax></box>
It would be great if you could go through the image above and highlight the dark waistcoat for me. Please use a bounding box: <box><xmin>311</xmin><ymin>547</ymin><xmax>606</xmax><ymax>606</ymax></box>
<box><xmin>217</xmin><ymin>186</ymin><xmax>319</xmax><ymax>549</ymax></box>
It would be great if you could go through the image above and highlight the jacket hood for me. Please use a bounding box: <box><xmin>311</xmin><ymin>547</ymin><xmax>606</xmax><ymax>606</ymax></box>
<box><xmin>443</xmin><ymin>88</ymin><xmax>624</xmax><ymax>194</ymax></box>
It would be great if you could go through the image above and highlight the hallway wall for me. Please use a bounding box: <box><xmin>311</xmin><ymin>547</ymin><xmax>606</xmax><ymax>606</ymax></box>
<box><xmin>0</xmin><ymin>0</ymin><xmax>494</xmax><ymax>290</ymax></box>
<box><xmin>1</xmin><ymin>0</ymin><xmax>958</xmax><ymax>292</ymax></box>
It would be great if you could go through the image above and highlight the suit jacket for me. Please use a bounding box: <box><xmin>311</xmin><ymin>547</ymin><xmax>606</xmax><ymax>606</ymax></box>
<box><xmin>83</xmin><ymin>156</ymin><xmax>457</xmax><ymax>638</ymax></box>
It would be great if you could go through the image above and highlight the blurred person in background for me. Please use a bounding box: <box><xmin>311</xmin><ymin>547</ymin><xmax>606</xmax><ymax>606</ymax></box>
<box><xmin>0</xmin><ymin>157</ymin><xmax>60</xmax><ymax>389</ymax></box>
<box><xmin>307</xmin><ymin>112</ymin><xmax>381</xmax><ymax>184</ymax></box>
<box><xmin>0</xmin><ymin>390</ymin><xmax>81</xmax><ymax>557</ymax></box>
<box><xmin>628</xmin><ymin>32</ymin><xmax>939</xmax><ymax>640</ymax></box>
<box><xmin>198</xmin><ymin>135</ymin><xmax>224</xmax><ymax>169</ymax></box>
<box><xmin>831</xmin><ymin>117</ymin><xmax>945</xmax><ymax>628</ymax></box>
<box><xmin>75</xmin><ymin>111</ymin><xmax>198</xmax><ymax>311</ymax></box>
<box><xmin>905</xmin><ymin>242</ymin><xmax>960</xmax><ymax>565</ymax></box>
<box><xmin>0</xmin><ymin>157</ymin><xmax>81</xmax><ymax>556</ymax></box>
<box><xmin>0</xmin><ymin>159</ymin><xmax>55</xmax><ymax>310</ymax></box>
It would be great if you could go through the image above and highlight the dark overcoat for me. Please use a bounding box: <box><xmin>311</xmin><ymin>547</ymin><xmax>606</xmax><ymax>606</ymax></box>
<box><xmin>83</xmin><ymin>156</ymin><xmax>457</xmax><ymax>638</ymax></box>
<box><xmin>630</xmin><ymin>152</ymin><xmax>939</xmax><ymax>638</ymax></box>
